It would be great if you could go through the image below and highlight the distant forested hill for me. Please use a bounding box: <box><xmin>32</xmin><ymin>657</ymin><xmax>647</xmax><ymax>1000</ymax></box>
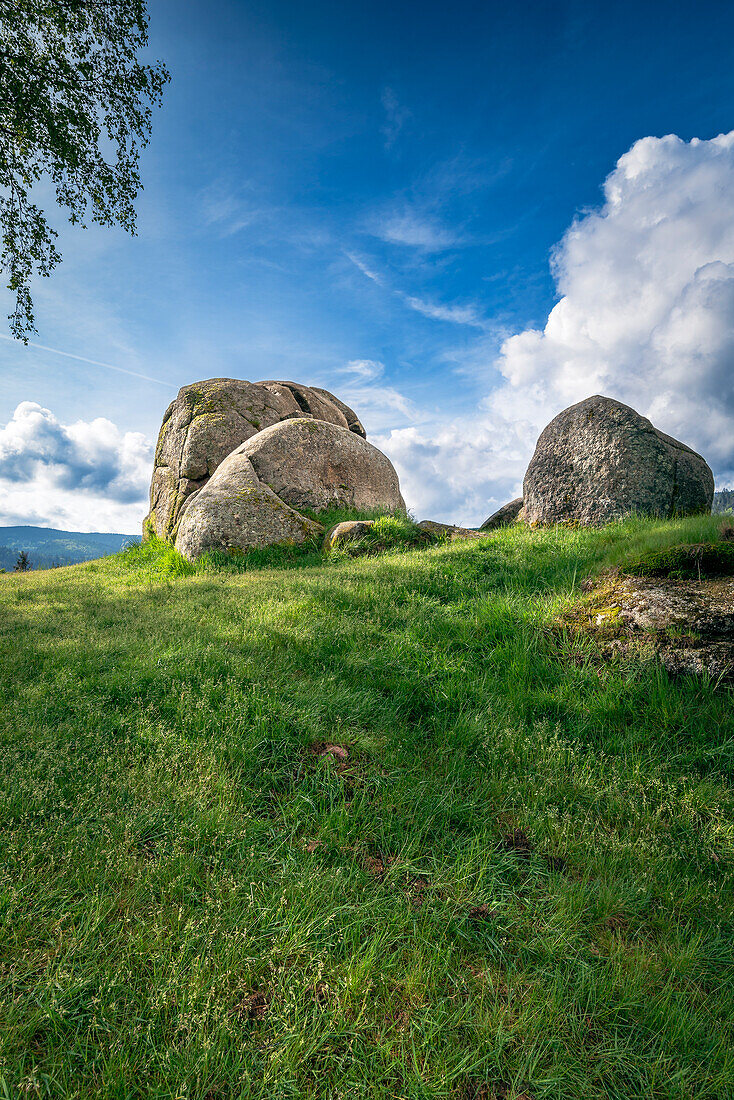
<box><xmin>0</xmin><ymin>527</ymin><xmax>140</xmax><ymax>571</ymax></box>
<box><xmin>713</xmin><ymin>489</ymin><xmax>734</xmax><ymax>514</ymax></box>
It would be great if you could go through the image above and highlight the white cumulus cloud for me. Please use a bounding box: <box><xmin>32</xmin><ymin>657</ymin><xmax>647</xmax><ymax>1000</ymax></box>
<box><xmin>0</xmin><ymin>402</ymin><xmax>152</xmax><ymax>532</ymax></box>
<box><xmin>378</xmin><ymin>131</ymin><xmax>734</xmax><ymax>525</ymax></box>
<box><xmin>496</xmin><ymin>131</ymin><xmax>734</xmax><ymax>476</ymax></box>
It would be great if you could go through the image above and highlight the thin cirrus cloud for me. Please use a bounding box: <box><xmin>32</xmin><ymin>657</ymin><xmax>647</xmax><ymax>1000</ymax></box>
<box><xmin>381</xmin><ymin>87</ymin><xmax>412</xmax><ymax>150</ymax></box>
<box><xmin>367</xmin><ymin>208</ymin><xmax>461</xmax><ymax>251</ymax></box>
<box><xmin>375</xmin><ymin>131</ymin><xmax>734</xmax><ymax>525</ymax></box>
<box><xmin>0</xmin><ymin>334</ymin><xmax>171</xmax><ymax>389</ymax></box>
<box><xmin>400</xmin><ymin>294</ymin><xmax>485</xmax><ymax>328</ymax></box>
<box><xmin>345</xmin><ymin>252</ymin><xmax>485</xmax><ymax>329</ymax></box>
<box><xmin>344</xmin><ymin>251</ymin><xmax>385</xmax><ymax>286</ymax></box>
<box><xmin>200</xmin><ymin>180</ymin><xmax>264</xmax><ymax>237</ymax></box>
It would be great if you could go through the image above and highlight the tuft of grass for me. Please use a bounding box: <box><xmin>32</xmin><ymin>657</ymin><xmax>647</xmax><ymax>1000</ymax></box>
<box><xmin>131</xmin><ymin>510</ymin><xmax>420</xmax><ymax>576</ymax></box>
<box><xmin>299</xmin><ymin>504</ymin><xmax>401</xmax><ymax>530</ymax></box>
<box><xmin>327</xmin><ymin>512</ymin><xmax>428</xmax><ymax>558</ymax></box>
<box><xmin>0</xmin><ymin>513</ymin><xmax>732</xmax><ymax>1098</ymax></box>
<box><xmin>119</xmin><ymin>533</ymin><xmax>195</xmax><ymax>578</ymax></box>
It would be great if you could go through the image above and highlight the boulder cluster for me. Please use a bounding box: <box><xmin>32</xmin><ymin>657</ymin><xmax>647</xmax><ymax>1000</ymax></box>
<box><xmin>145</xmin><ymin>378</ymin><xmax>404</xmax><ymax>560</ymax></box>
<box><xmin>145</xmin><ymin>383</ymin><xmax>714</xmax><ymax>560</ymax></box>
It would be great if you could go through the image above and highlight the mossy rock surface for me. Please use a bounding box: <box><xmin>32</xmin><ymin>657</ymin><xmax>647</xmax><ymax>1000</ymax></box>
<box><xmin>144</xmin><ymin>378</ymin><xmax>366</xmax><ymax>540</ymax></box>
<box><xmin>556</xmin><ymin>566</ymin><xmax>733</xmax><ymax>682</ymax></box>
<box><xmin>623</xmin><ymin>542</ymin><xmax>734</xmax><ymax>579</ymax></box>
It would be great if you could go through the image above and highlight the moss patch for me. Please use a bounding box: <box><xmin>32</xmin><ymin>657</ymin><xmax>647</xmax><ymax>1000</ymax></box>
<box><xmin>622</xmin><ymin>542</ymin><xmax>734</xmax><ymax>580</ymax></box>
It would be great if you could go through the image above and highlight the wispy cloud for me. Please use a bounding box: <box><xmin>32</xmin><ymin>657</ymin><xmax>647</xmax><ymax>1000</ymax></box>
<box><xmin>200</xmin><ymin>181</ymin><xmax>262</xmax><ymax>237</ymax></box>
<box><xmin>344</xmin><ymin>252</ymin><xmax>386</xmax><ymax>286</ymax></box>
<box><xmin>345</xmin><ymin>252</ymin><xmax>486</xmax><ymax>329</ymax></box>
<box><xmin>368</xmin><ymin>208</ymin><xmax>460</xmax><ymax>251</ymax></box>
<box><xmin>343</xmin><ymin>358</ymin><xmax>384</xmax><ymax>380</ymax></box>
<box><xmin>400</xmin><ymin>295</ymin><xmax>485</xmax><ymax>328</ymax></box>
<box><xmin>381</xmin><ymin>87</ymin><xmax>411</xmax><ymax>150</ymax></box>
<box><xmin>0</xmin><ymin>334</ymin><xmax>173</xmax><ymax>388</ymax></box>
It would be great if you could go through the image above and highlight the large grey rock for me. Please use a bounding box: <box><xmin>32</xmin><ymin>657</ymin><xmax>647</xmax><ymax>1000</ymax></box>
<box><xmin>523</xmin><ymin>396</ymin><xmax>714</xmax><ymax>525</ymax></box>
<box><xmin>145</xmin><ymin>378</ymin><xmax>365</xmax><ymax>540</ymax></box>
<box><xmin>240</xmin><ymin>418</ymin><xmax>406</xmax><ymax>514</ymax></box>
<box><xmin>174</xmin><ymin>449</ymin><xmax>323</xmax><ymax>562</ymax></box>
<box><xmin>480</xmin><ymin>498</ymin><xmax>524</xmax><ymax>530</ymax></box>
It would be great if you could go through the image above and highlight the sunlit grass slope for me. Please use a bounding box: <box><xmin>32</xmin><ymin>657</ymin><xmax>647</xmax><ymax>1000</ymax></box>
<box><xmin>0</xmin><ymin>515</ymin><xmax>732</xmax><ymax>1099</ymax></box>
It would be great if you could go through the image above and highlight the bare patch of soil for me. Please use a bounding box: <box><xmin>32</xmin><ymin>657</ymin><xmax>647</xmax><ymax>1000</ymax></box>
<box><xmin>467</xmin><ymin>903</ymin><xmax>496</xmax><ymax>923</ymax></box>
<box><xmin>362</xmin><ymin>853</ymin><xmax>399</xmax><ymax>879</ymax></box>
<box><xmin>238</xmin><ymin>989</ymin><xmax>269</xmax><ymax>1021</ymax></box>
<box><xmin>501</xmin><ymin>828</ymin><xmax>533</xmax><ymax>858</ymax></box>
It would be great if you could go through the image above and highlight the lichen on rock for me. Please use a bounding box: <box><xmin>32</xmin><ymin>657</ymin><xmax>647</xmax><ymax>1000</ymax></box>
<box><xmin>524</xmin><ymin>395</ymin><xmax>714</xmax><ymax>526</ymax></box>
<box><xmin>239</xmin><ymin>418</ymin><xmax>405</xmax><ymax>515</ymax></box>
<box><xmin>558</xmin><ymin>560</ymin><xmax>733</xmax><ymax>683</ymax></box>
<box><xmin>174</xmin><ymin>448</ymin><xmax>324</xmax><ymax>562</ymax></box>
<box><xmin>144</xmin><ymin>378</ymin><xmax>366</xmax><ymax>540</ymax></box>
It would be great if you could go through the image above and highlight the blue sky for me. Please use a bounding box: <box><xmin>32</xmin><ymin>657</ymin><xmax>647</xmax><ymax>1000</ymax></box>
<box><xmin>2</xmin><ymin>0</ymin><xmax>734</xmax><ymax>531</ymax></box>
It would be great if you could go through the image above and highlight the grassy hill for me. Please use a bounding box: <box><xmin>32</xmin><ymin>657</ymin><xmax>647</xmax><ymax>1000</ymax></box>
<box><xmin>0</xmin><ymin>515</ymin><xmax>732</xmax><ymax>1099</ymax></box>
<box><xmin>0</xmin><ymin>526</ymin><xmax>139</xmax><ymax>571</ymax></box>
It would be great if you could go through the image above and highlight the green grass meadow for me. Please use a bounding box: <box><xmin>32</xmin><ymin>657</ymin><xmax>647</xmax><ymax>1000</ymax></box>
<box><xmin>0</xmin><ymin>515</ymin><xmax>732</xmax><ymax>1098</ymax></box>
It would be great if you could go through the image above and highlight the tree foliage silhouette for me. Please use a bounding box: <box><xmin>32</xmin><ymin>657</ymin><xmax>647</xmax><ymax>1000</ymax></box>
<box><xmin>0</xmin><ymin>0</ymin><xmax>169</xmax><ymax>339</ymax></box>
<box><xmin>14</xmin><ymin>550</ymin><xmax>30</xmax><ymax>572</ymax></box>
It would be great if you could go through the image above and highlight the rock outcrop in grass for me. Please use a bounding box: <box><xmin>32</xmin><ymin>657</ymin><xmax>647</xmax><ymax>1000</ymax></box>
<box><xmin>560</xmin><ymin>535</ymin><xmax>734</xmax><ymax>681</ymax></box>
<box><xmin>145</xmin><ymin>378</ymin><xmax>366</xmax><ymax>540</ymax></box>
<box><xmin>524</xmin><ymin>395</ymin><xmax>714</xmax><ymax>525</ymax></box>
<box><xmin>146</xmin><ymin>379</ymin><xmax>404</xmax><ymax>561</ymax></box>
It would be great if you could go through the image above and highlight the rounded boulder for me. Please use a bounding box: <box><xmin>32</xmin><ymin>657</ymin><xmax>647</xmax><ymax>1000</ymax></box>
<box><xmin>523</xmin><ymin>395</ymin><xmax>714</xmax><ymax>525</ymax></box>
<box><xmin>174</xmin><ymin>449</ymin><xmax>323</xmax><ymax>562</ymax></box>
<box><xmin>480</xmin><ymin>498</ymin><xmax>524</xmax><ymax>530</ymax></box>
<box><xmin>240</xmin><ymin>418</ymin><xmax>406</xmax><ymax>515</ymax></box>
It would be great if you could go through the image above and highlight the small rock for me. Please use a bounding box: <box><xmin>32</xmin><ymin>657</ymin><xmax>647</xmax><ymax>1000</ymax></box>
<box><xmin>480</xmin><ymin>497</ymin><xmax>524</xmax><ymax>530</ymax></box>
<box><xmin>567</xmin><ymin>571</ymin><xmax>734</xmax><ymax>682</ymax></box>
<box><xmin>323</xmin><ymin>520</ymin><xmax>375</xmax><ymax>551</ymax></box>
<box><xmin>417</xmin><ymin>520</ymin><xmax>489</xmax><ymax>541</ymax></box>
